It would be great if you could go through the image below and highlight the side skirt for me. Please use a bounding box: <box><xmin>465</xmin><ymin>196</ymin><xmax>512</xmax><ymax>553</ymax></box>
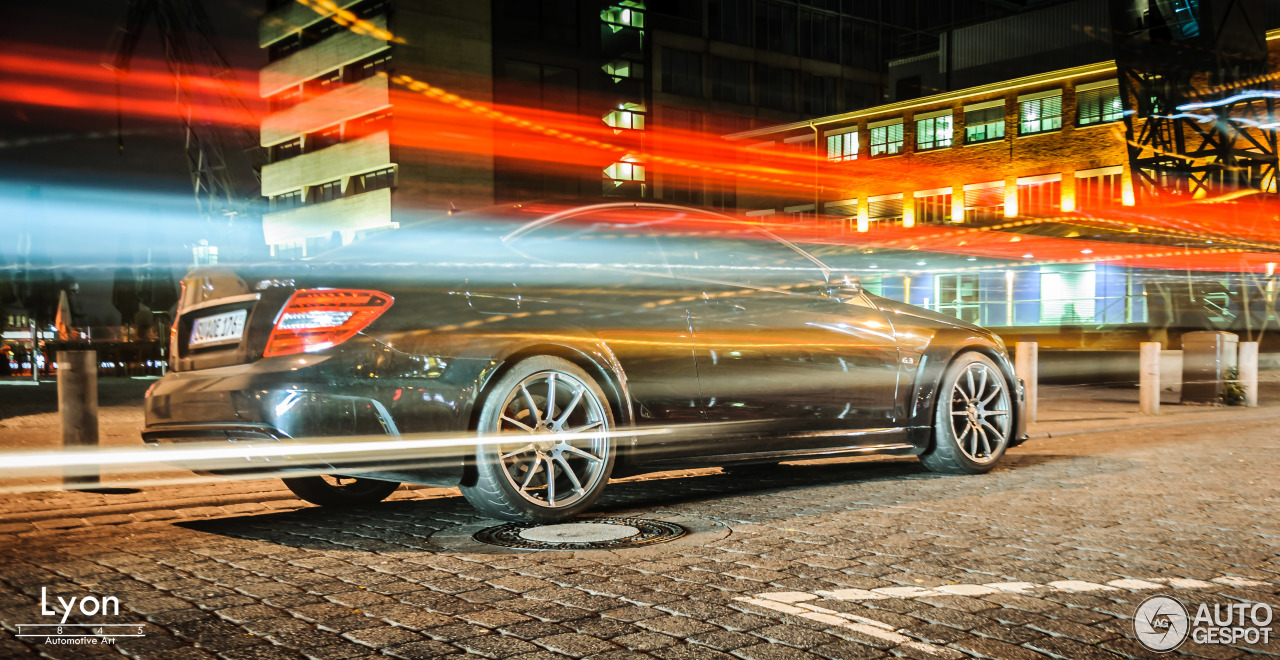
<box><xmin>636</xmin><ymin>427</ymin><xmax>928</xmax><ymax>469</ymax></box>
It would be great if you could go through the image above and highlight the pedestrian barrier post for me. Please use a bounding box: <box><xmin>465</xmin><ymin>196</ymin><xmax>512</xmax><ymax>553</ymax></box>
<box><xmin>1140</xmin><ymin>342</ymin><xmax>1160</xmax><ymax>415</ymax></box>
<box><xmin>1238</xmin><ymin>341</ymin><xmax>1259</xmax><ymax>407</ymax></box>
<box><xmin>1015</xmin><ymin>341</ymin><xmax>1038</xmax><ymax>423</ymax></box>
<box><xmin>58</xmin><ymin>350</ymin><xmax>99</xmax><ymax>489</ymax></box>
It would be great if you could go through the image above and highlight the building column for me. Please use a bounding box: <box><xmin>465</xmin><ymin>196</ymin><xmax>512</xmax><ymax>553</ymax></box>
<box><xmin>1004</xmin><ymin>175</ymin><xmax>1018</xmax><ymax>217</ymax></box>
<box><xmin>1121</xmin><ymin>161</ymin><xmax>1137</xmax><ymax>206</ymax></box>
<box><xmin>857</xmin><ymin>197</ymin><xmax>870</xmax><ymax>233</ymax></box>
<box><xmin>950</xmin><ymin>185</ymin><xmax>964</xmax><ymax>223</ymax></box>
<box><xmin>902</xmin><ymin>190</ymin><xmax>915</xmax><ymax>228</ymax></box>
<box><xmin>1061</xmin><ymin>170</ymin><xmax>1076</xmax><ymax>212</ymax></box>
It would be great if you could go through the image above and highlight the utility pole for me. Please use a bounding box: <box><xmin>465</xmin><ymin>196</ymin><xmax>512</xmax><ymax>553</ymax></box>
<box><xmin>103</xmin><ymin>0</ymin><xmax>263</xmax><ymax>268</ymax></box>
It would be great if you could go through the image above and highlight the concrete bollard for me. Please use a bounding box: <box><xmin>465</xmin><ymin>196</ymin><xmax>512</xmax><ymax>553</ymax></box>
<box><xmin>1015</xmin><ymin>341</ymin><xmax>1038</xmax><ymax>423</ymax></box>
<box><xmin>58</xmin><ymin>350</ymin><xmax>99</xmax><ymax>489</ymax></box>
<box><xmin>1140</xmin><ymin>342</ymin><xmax>1161</xmax><ymax>414</ymax></box>
<box><xmin>1239</xmin><ymin>341</ymin><xmax>1259</xmax><ymax>407</ymax></box>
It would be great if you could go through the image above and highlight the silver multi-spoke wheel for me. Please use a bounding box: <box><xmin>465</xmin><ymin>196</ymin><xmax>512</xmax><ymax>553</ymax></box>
<box><xmin>461</xmin><ymin>357</ymin><xmax>616</xmax><ymax>522</ymax></box>
<box><xmin>947</xmin><ymin>362</ymin><xmax>1011</xmax><ymax>464</ymax></box>
<box><xmin>921</xmin><ymin>352</ymin><xmax>1013</xmax><ymax>475</ymax></box>
<box><xmin>494</xmin><ymin>370</ymin><xmax>610</xmax><ymax>509</ymax></box>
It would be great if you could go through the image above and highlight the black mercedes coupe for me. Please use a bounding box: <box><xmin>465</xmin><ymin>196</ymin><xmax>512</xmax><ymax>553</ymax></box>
<box><xmin>143</xmin><ymin>202</ymin><xmax>1027</xmax><ymax>522</ymax></box>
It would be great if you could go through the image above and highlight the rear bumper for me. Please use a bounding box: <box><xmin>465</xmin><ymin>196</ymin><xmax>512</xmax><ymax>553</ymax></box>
<box><xmin>142</xmin><ymin>359</ymin><xmax>467</xmax><ymax>486</ymax></box>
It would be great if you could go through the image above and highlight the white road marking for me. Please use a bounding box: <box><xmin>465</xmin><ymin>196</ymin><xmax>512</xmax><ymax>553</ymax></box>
<box><xmin>1046</xmin><ymin>580</ymin><xmax>1119</xmax><ymax>593</ymax></box>
<box><xmin>934</xmin><ymin>584</ymin><xmax>1001</xmax><ymax>596</ymax></box>
<box><xmin>735</xmin><ymin>597</ymin><xmax>962</xmax><ymax>658</ymax></box>
<box><xmin>754</xmin><ymin>575</ymin><xmax>1271</xmax><ymax>604</ymax></box>
<box><xmin>739</xmin><ymin>575</ymin><xmax>1272</xmax><ymax>657</ymax></box>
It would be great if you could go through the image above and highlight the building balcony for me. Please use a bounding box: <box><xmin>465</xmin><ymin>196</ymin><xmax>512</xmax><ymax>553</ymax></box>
<box><xmin>261</xmin><ymin>74</ymin><xmax>390</xmax><ymax>147</ymax></box>
<box><xmin>262</xmin><ymin>187</ymin><xmax>392</xmax><ymax>246</ymax></box>
<box><xmin>260</xmin><ymin>0</ymin><xmax>362</xmax><ymax>47</ymax></box>
<box><xmin>260</xmin><ymin>14</ymin><xmax>390</xmax><ymax>97</ymax></box>
<box><xmin>262</xmin><ymin>130</ymin><xmax>391</xmax><ymax>197</ymax></box>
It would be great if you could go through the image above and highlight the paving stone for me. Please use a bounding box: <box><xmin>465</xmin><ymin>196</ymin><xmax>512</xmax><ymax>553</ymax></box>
<box><xmin>532</xmin><ymin>632</ymin><xmax>619</xmax><ymax>657</ymax></box>
<box><xmin>635</xmin><ymin>615</ymin><xmax>719</xmax><ymax>638</ymax></box>
<box><xmin>341</xmin><ymin>625</ymin><xmax>424</xmax><ymax>648</ymax></box>
<box><xmin>1024</xmin><ymin>636</ymin><xmax>1121</xmax><ymax>660</ymax></box>
<box><xmin>687</xmin><ymin>629</ymin><xmax>760</xmax><ymax>651</ymax></box>
<box><xmin>381</xmin><ymin>639</ymin><xmax>464</xmax><ymax>658</ymax></box>
<box><xmin>950</xmin><ymin>636</ymin><xmax>1048</xmax><ymax>660</ymax></box>
<box><xmin>732</xmin><ymin>643</ymin><xmax>826</xmax><ymax>659</ymax></box>
<box><xmin>453</xmin><ymin>633</ymin><xmax>541</xmax><ymax>657</ymax></box>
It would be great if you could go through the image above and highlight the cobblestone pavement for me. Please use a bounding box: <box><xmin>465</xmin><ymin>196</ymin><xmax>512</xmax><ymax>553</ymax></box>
<box><xmin>1</xmin><ymin>414</ymin><xmax>1277</xmax><ymax>659</ymax></box>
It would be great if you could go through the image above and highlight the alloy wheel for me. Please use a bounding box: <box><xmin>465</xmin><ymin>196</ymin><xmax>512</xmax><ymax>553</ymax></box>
<box><xmin>947</xmin><ymin>362</ymin><xmax>1011</xmax><ymax>464</ymax></box>
<box><xmin>491</xmin><ymin>370</ymin><xmax>610</xmax><ymax>509</ymax></box>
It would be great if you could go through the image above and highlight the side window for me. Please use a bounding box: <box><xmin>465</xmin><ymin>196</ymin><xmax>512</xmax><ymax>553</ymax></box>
<box><xmin>506</xmin><ymin>215</ymin><xmax>672</xmax><ymax>276</ymax></box>
<box><xmin>653</xmin><ymin>222</ymin><xmax>827</xmax><ymax>290</ymax></box>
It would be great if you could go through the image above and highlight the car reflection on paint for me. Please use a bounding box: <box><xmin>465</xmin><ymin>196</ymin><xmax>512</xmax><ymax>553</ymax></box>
<box><xmin>143</xmin><ymin>202</ymin><xmax>1027</xmax><ymax>522</ymax></box>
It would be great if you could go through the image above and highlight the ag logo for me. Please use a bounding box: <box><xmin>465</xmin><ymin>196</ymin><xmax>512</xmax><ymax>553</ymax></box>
<box><xmin>1134</xmin><ymin>595</ymin><xmax>1190</xmax><ymax>652</ymax></box>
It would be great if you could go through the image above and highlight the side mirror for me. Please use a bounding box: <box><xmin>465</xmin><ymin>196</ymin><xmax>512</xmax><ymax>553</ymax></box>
<box><xmin>826</xmin><ymin>273</ymin><xmax>862</xmax><ymax>298</ymax></box>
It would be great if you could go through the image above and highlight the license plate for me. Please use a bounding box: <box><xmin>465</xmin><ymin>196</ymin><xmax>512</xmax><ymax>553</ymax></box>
<box><xmin>189</xmin><ymin>309</ymin><xmax>247</xmax><ymax>348</ymax></box>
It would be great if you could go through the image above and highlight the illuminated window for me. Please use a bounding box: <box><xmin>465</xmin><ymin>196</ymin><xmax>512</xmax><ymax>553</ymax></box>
<box><xmin>1017</xmin><ymin>175</ymin><xmax>1062</xmax><ymax>214</ymax></box>
<box><xmin>936</xmin><ymin>274</ymin><xmax>981</xmax><ymax>323</ymax></box>
<box><xmin>825</xmin><ymin>131</ymin><xmax>857</xmax><ymax>162</ymax></box>
<box><xmin>601</xmin><ymin>3</ymin><xmax>645</xmax><ymax>29</ymax></box>
<box><xmin>914</xmin><ymin>191</ymin><xmax>952</xmax><ymax>224</ymax></box>
<box><xmin>1075</xmin><ymin>166</ymin><xmax>1124</xmax><ymax>210</ymax></box>
<box><xmin>605</xmin><ymin>160</ymin><xmax>646</xmax><ymax>182</ymax></box>
<box><xmin>964</xmin><ymin>102</ymin><xmax>1005</xmax><ymax>144</ymax></box>
<box><xmin>1077</xmin><ymin>81</ymin><xmax>1123</xmax><ymax>125</ymax></box>
<box><xmin>963</xmin><ymin>182</ymin><xmax>1004</xmax><ymax>223</ymax></box>
<box><xmin>1018</xmin><ymin>91</ymin><xmax>1063</xmax><ymax>135</ymax></box>
<box><xmin>603</xmin><ymin>59</ymin><xmax>644</xmax><ymax>81</ymax></box>
<box><xmin>869</xmin><ymin>120</ymin><xmax>903</xmax><ymax>157</ymax></box>
<box><xmin>868</xmin><ymin>194</ymin><xmax>903</xmax><ymax>228</ymax></box>
<box><xmin>915</xmin><ymin>113</ymin><xmax>953</xmax><ymax>151</ymax></box>
<box><xmin>1040</xmin><ymin>264</ymin><xmax>1096</xmax><ymax>324</ymax></box>
<box><xmin>603</xmin><ymin>103</ymin><xmax>646</xmax><ymax>131</ymax></box>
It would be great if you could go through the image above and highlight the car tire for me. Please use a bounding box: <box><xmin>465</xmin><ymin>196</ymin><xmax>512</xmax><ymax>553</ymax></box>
<box><xmin>461</xmin><ymin>356</ymin><xmax>616</xmax><ymax>523</ymax></box>
<box><xmin>920</xmin><ymin>352</ymin><xmax>1013</xmax><ymax>475</ymax></box>
<box><xmin>282</xmin><ymin>475</ymin><xmax>401</xmax><ymax>506</ymax></box>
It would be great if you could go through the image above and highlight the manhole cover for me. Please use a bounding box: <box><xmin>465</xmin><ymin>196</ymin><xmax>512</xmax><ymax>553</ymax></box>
<box><xmin>473</xmin><ymin>517</ymin><xmax>686</xmax><ymax>550</ymax></box>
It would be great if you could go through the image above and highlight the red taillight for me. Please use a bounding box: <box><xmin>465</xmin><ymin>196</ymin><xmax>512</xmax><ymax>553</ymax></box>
<box><xmin>263</xmin><ymin>289</ymin><xmax>394</xmax><ymax>358</ymax></box>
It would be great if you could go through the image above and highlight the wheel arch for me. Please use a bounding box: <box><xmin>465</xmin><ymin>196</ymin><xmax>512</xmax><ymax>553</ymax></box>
<box><xmin>459</xmin><ymin>339</ymin><xmax>635</xmax><ymax>486</ymax></box>
<box><xmin>907</xmin><ymin>333</ymin><xmax>1021</xmax><ymax>451</ymax></box>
